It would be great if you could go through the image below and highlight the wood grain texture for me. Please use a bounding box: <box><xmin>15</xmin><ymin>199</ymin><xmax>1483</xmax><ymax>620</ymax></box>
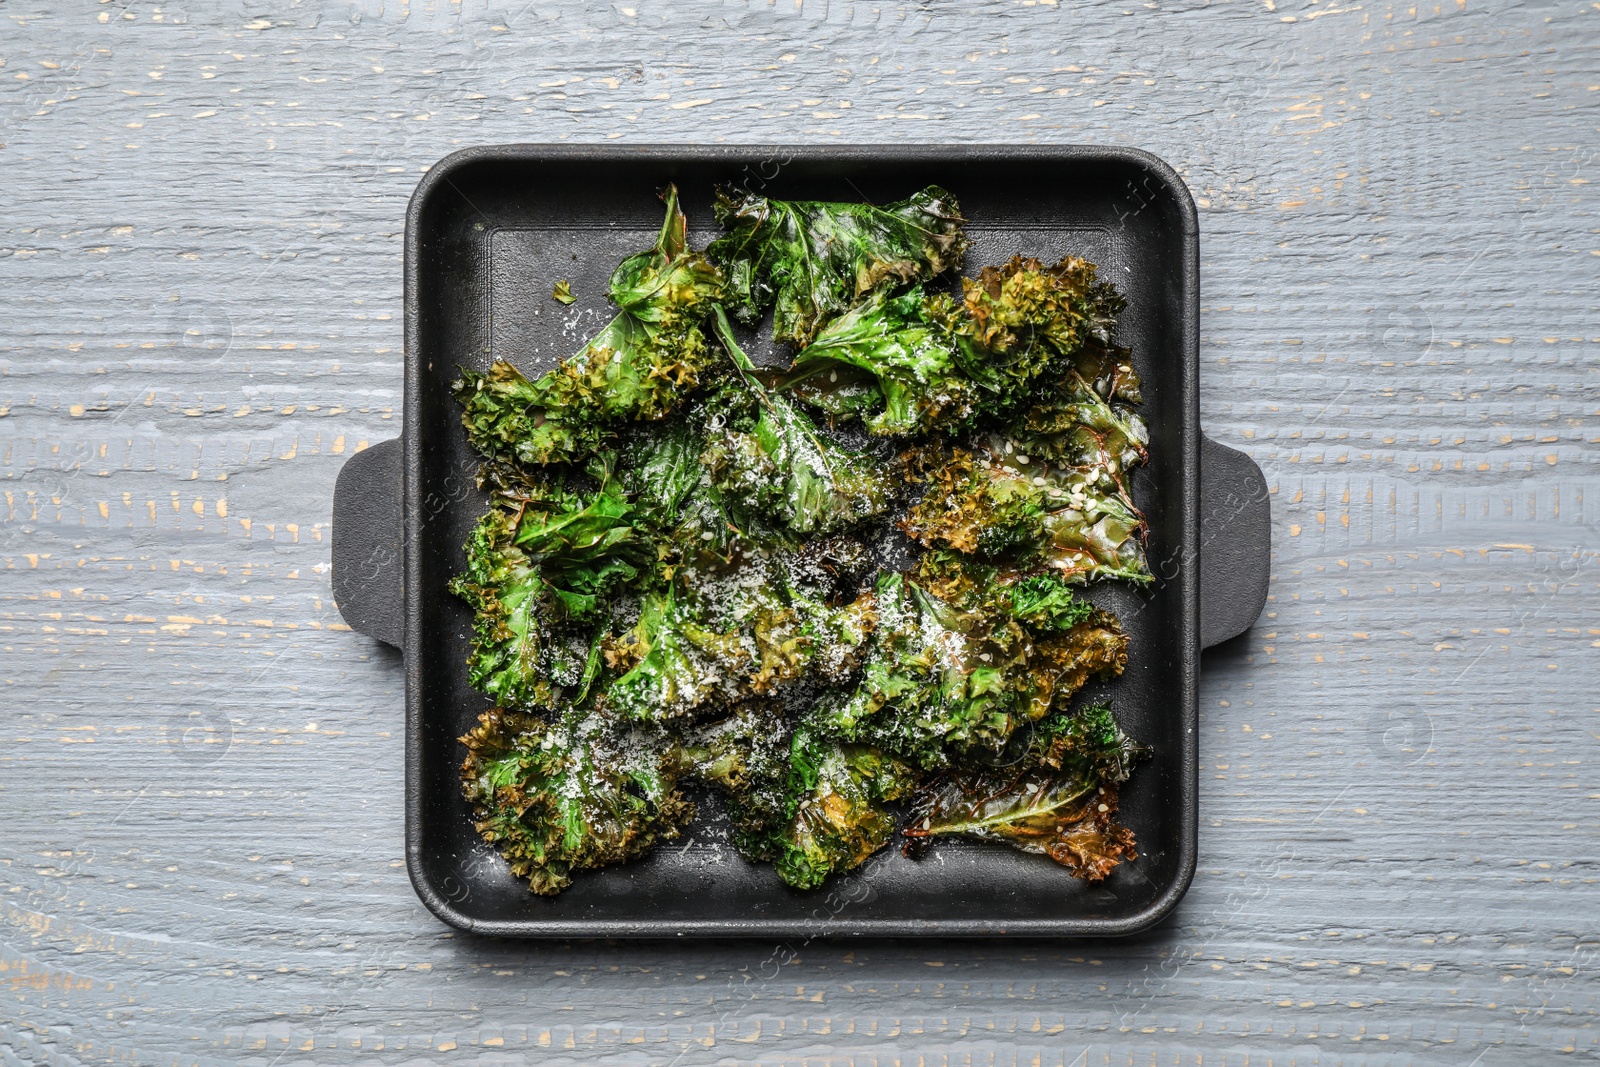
<box><xmin>1</xmin><ymin>1</ymin><xmax>1596</xmax><ymax>1063</ymax></box>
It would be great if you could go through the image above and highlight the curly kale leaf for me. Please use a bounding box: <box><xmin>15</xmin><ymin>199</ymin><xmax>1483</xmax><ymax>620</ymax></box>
<box><xmin>600</xmin><ymin>546</ymin><xmax>877</xmax><ymax>723</ymax></box>
<box><xmin>705</xmin><ymin>309</ymin><xmax>900</xmax><ymax>537</ymax></box>
<box><xmin>902</xmin><ymin>701</ymin><xmax>1143</xmax><ymax>881</ymax></box>
<box><xmin>1007</xmin><ymin>368</ymin><xmax>1148</xmax><ymax>504</ymax></box>
<box><xmin>460</xmin><ymin>708</ymin><xmax>693</xmax><ymax>896</ymax></box>
<box><xmin>449</xmin><ymin>506</ymin><xmax>550</xmax><ymax>709</ymax></box>
<box><xmin>775</xmin><ymin>255</ymin><xmax>1132</xmax><ymax>438</ymax></box>
<box><xmin>1006</xmin><ymin>572</ymin><xmax>1097</xmax><ymax>633</ymax></box>
<box><xmin>682</xmin><ymin>710</ymin><xmax>913</xmax><ymax>886</ymax></box>
<box><xmin>615</xmin><ymin>416</ymin><xmax>750</xmax><ymax>558</ymax></box>
<box><xmin>600</xmin><ymin>585</ymin><xmax>751</xmax><ymax>723</ymax></box>
<box><xmin>453</xmin><ymin>358</ymin><xmax>603</xmax><ymax>468</ymax></box>
<box><xmin>815</xmin><ymin>569</ymin><xmax>1126</xmax><ymax>769</ymax></box>
<box><xmin>452</xmin><ymin>184</ymin><xmax>722</xmax><ymax>466</ymax></box>
<box><xmin>512</xmin><ymin>474</ymin><xmax>648</xmax><ymax>619</ymax></box>
<box><xmin>935</xmin><ymin>255</ymin><xmax>1124</xmax><ymax>386</ymax></box>
<box><xmin>770</xmin><ymin>725</ymin><xmax>918</xmax><ymax>889</ymax></box>
<box><xmin>918</xmin><ymin>554</ymin><xmax>1098</xmax><ymax>635</ymax></box>
<box><xmin>903</xmin><ymin>445</ymin><xmax>1151</xmax><ymax>584</ymax></box>
<box><xmin>780</xmin><ymin>286</ymin><xmax>976</xmax><ymax>437</ymax></box>
<box><xmin>1026</xmin><ymin>700</ymin><xmax>1147</xmax><ymax>784</ymax></box>
<box><xmin>677</xmin><ymin>702</ymin><xmax>794</xmax><ymax>861</ymax></box>
<box><xmin>449</xmin><ymin>477</ymin><xmax>645</xmax><ymax>708</ymax></box>
<box><xmin>709</xmin><ymin>185</ymin><xmax>967</xmax><ymax>347</ymax></box>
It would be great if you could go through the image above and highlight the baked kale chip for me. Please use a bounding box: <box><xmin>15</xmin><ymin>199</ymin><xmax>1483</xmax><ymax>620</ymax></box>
<box><xmin>599</xmin><ymin>546</ymin><xmax>876</xmax><ymax>724</ymax></box>
<box><xmin>903</xmin><ymin>441</ymin><xmax>1151</xmax><ymax>585</ymax></box>
<box><xmin>770</xmin><ymin>725</ymin><xmax>919</xmax><ymax>890</ymax></box>
<box><xmin>902</xmin><ymin>701</ymin><xmax>1144</xmax><ymax>881</ymax></box>
<box><xmin>781</xmin><ymin>286</ymin><xmax>977</xmax><ymax>437</ymax></box>
<box><xmin>453</xmin><ymin>184</ymin><xmax>723</xmax><ymax>466</ymax></box>
<box><xmin>814</xmin><ymin>567</ymin><xmax>1127</xmax><ymax>770</ymax></box>
<box><xmin>448</xmin><ymin>475</ymin><xmax>646</xmax><ymax>710</ymax></box>
<box><xmin>706</xmin><ymin>308</ymin><xmax>902</xmax><ymax>537</ymax></box>
<box><xmin>460</xmin><ymin>707</ymin><xmax>693</xmax><ymax>896</ymax></box>
<box><xmin>774</xmin><ymin>255</ymin><xmax>1132</xmax><ymax>440</ymax></box>
<box><xmin>709</xmin><ymin>185</ymin><xmax>967</xmax><ymax>347</ymax></box>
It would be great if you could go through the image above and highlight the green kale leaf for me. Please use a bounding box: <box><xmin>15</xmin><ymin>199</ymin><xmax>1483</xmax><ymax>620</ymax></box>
<box><xmin>449</xmin><ymin>476</ymin><xmax>646</xmax><ymax>708</ymax></box>
<box><xmin>770</xmin><ymin>725</ymin><xmax>918</xmax><ymax>889</ymax></box>
<box><xmin>1006</xmin><ymin>571</ymin><xmax>1097</xmax><ymax>633</ymax></box>
<box><xmin>676</xmin><ymin>702</ymin><xmax>795</xmax><ymax>861</ymax></box>
<box><xmin>934</xmin><ymin>255</ymin><xmax>1124</xmax><ymax>394</ymax></box>
<box><xmin>815</xmin><ymin>569</ymin><xmax>1127</xmax><ymax>769</ymax></box>
<box><xmin>775</xmin><ymin>256</ymin><xmax>1130</xmax><ymax>438</ymax></box>
<box><xmin>709</xmin><ymin>185</ymin><xmax>967</xmax><ymax>347</ymax></box>
<box><xmin>780</xmin><ymin>286</ymin><xmax>975</xmax><ymax>437</ymax></box>
<box><xmin>599</xmin><ymin>544</ymin><xmax>877</xmax><ymax>724</ymax></box>
<box><xmin>460</xmin><ymin>708</ymin><xmax>693</xmax><ymax>896</ymax></box>
<box><xmin>705</xmin><ymin>308</ymin><xmax>900</xmax><ymax>537</ymax></box>
<box><xmin>903</xmin><ymin>443</ymin><xmax>1151</xmax><ymax>584</ymax></box>
<box><xmin>449</xmin><ymin>505</ymin><xmax>551</xmax><ymax>709</ymax></box>
<box><xmin>902</xmin><ymin>701</ymin><xmax>1143</xmax><ymax>881</ymax></box>
<box><xmin>453</xmin><ymin>184</ymin><xmax>723</xmax><ymax>466</ymax></box>
<box><xmin>1007</xmin><ymin>366</ymin><xmax>1148</xmax><ymax>504</ymax></box>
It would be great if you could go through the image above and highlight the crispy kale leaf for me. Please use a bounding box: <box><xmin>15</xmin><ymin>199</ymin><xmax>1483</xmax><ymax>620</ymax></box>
<box><xmin>1007</xmin><ymin>572</ymin><xmax>1097</xmax><ymax>633</ymax></box>
<box><xmin>616</xmin><ymin>415</ymin><xmax>749</xmax><ymax>554</ymax></box>
<box><xmin>600</xmin><ymin>583</ymin><xmax>752</xmax><ymax>723</ymax></box>
<box><xmin>460</xmin><ymin>708</ymin><xmax>693</xmax><ymax>896</ymax></box>
<box><xmin>705</xmin><ymin>308</ymin><xmax>900</xmax><ymax>537</ymax></box>
<box><xmin>760</xmin><ymin>254</ymin><xmax>1126</xmax><ymax>438</ymax></box>
<box><xmin>677</xmin><ymin>702</ymin><xmax>794</xmax><ymax>861</ymax></box>
<box><xmin>453</xmin><ymin>185</ymin><xmax>722</xmax><ymax>466</ymax></box>
<box><xmin>449</xmin><ymin>477</ymin><xmax>646</xmax><ymax>708</ymax></box>
<box><xmin>816</xmin><ymin>568</ymin><xmax>1127</xmax><ymax>769</ymax></box>
<box><xmin>511</xmin><ymin>473</ymin><xmax>647</xmax><ymax>619</ymax></box>
<box><xmin>776</xmin><ymin>255</ymin><xmax>1133</xmax><ymax>439</ymax></box>
<box><xmin>450</xmin><ymin>505</ymin><xmax>550</xmax><ymax>709</ymax></box>
<box><xmin>903</xmin><ymin>444</ymin><xmax>1151</xmax><ymax>584</ymax></box>
<box><xmin>683</xmin><ymin>712</ymin><xmax>916</xmax><ymax>888</ymax></box>
<box><xmin>1006</xmin><ymin>366</ymin><xmax>1148</xmax><ymax>503</ymax></box>
<box><xmin>771</xmin><ymin>725</ymin><xmax>918</xmax><ymax>889</ymax></box>
<box><xmin>600</xmin><ymin>544</ymin><xmax>877</xmax><ymax>724</ymax></box>
<box><xmin>912</xmin><ymin>552</ymin><xmax>1097</xmax><ymax>636</ymax></box>
<box><xmin>934</xmin><ymin>255</ymin><xmax>1124</xmax><ymax>394</ymax></box>
<box><xmin>709</xmin><ymin>185</ymin><xmax>967</xmax><ymax>347</ymax></box>
<box><xmin>781</xmin><ymin>286</ymin><xmax>976</xmax><ymax>437</ymax></box>
<box><xmin>453</xmin><ymin>358</ymin><xmax>601</xmax><ymax>468</ymax></box>
<box><xmin>902</xmin><ymin>701</ymin><xmax>1143</xmax><ymax>881</ymax></box>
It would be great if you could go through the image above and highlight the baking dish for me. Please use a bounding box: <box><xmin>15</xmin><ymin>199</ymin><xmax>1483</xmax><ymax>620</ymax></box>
<box><xmin>331</xmin><ymin>145</ymin><xmax>1269</xmax><ymax>936</ymax></box>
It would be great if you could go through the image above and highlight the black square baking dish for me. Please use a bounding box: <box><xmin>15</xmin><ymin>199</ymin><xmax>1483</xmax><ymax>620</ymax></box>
<box><xmin>331</xmin><ymin>145</ymin><xmax>1269</xmax><ymax>937</ymax></box>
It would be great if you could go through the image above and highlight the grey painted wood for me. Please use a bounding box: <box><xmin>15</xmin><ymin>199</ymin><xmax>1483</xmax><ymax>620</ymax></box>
<box><xmin>1</xmin><ymin>1</ymin><xmax>1595</xmax><ymax>1063</ymax></box>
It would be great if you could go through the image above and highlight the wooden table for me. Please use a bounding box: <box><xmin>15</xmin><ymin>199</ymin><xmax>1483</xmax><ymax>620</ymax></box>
<box><xmin>3</xmin><ymin>3</ymin><xmax>1594</xmax><ymax>1063</ymax></box>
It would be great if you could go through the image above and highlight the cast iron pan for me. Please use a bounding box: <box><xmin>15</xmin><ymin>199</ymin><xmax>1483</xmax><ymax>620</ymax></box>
<box><xmin>331</xmin><ymin>145</ymin><xmax>1270</xmax><ymax>937</ymax></box>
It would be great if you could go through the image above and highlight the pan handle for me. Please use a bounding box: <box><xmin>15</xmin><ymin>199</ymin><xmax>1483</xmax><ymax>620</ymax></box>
<box><xmin>1199</xmin><ymin>435</ymin><xmax>1271</xmax><ymax>648</ymax></box>
<box><xmin>331</xmin><ymin>438</ymin><xmax>405</xmax><ymax>650</ymax></box>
